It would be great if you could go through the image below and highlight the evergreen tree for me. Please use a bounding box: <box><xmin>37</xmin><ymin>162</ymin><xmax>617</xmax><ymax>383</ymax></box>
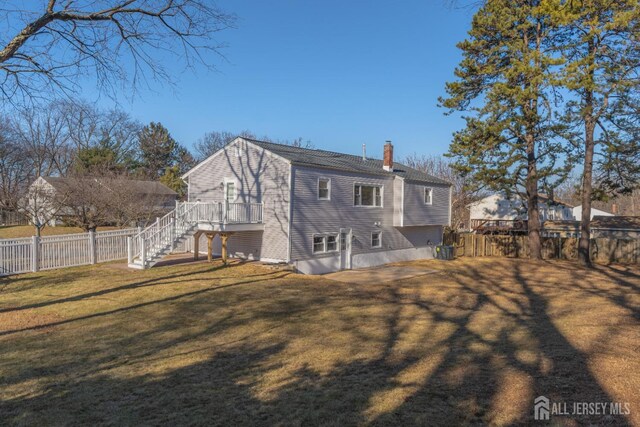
<box><xmin>557</xmin><ymin>0</ymin><xmax>640</xmax><ymax>266</ymax></box>
<box><xmin>441</xmin><ymin>0</ymin><xmax>574</xmax><ymax>259</ymax></box>
<box><xmin>138</xmin><ymin>122</ymin><xmax>178</xmax><ymax>180</ymax></box>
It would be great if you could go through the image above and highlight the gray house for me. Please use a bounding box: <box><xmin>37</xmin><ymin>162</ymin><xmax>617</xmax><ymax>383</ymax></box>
<box><xmin>177</xmin><ymin>137</ymin><xmax>452</xmax><ymax>274</ymax></box>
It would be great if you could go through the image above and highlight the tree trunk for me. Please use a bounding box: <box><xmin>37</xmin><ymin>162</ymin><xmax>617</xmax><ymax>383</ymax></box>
<box><xmin>578</xmin><ymin>118</ymin><xmax>595</xmax><ymax>267</ymax></box>
<box><xmin>526</xmin><ymin>134</ymin><xmax>542</xmax><ymax>260</ymax></box>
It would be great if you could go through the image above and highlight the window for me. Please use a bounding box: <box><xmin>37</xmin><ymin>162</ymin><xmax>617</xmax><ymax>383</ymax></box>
<box><xmin>318</xmin><ymin>178</ymin><xmax>331</xmax><ymax>200</ymax></box>
<box><xmin>313</xmin><ymin>234</ymin><xmax>339</xmax><ymax>254</ymax></box>
<box><xmin>371</xmin><ymin>231</ymin><xmax>382</xmax><ymax>248</ymax></box>
<box><xmin>225</xmin><ymin>181</ymin><xmax>236</xmax><ymax>201</ymax></box>
<box><xmin>326</xmin><ymin>235</ymin><xmax>337</xmax><ymax>251</ymax></box>
<box><xmin>354</xmin><ymin>184</ymin><xmax>382</xmax><ymax>207</ymax></box>
<box><xmin>313</xmin><ymin>236</ymin><xmax>325</xmax><ymax>253</ymax></box>
<box><xmin>424</xmin><ymin>187</ymin><xmax>433</xmax><ymax>205</ymax></box>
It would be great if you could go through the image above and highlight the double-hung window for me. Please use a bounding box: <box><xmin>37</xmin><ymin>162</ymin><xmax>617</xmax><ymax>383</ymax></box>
<box><xmin>318</xmin><ymin>178</ymin><xmax>330</xmax><ymax>200</ymax></box>
<box><xmin>424</xmin><ymin>187</ymin><xmax>433</xmax><ymax>205</ymax></box>
<box><xmin>354</xmin><ymin>184</ymin><xmax>382</xmax><ymax>207</ymax></box>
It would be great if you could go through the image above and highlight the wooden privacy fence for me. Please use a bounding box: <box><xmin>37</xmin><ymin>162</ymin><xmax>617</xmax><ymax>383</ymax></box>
<box><xmin>0</xmin><ymin>228</ymin><xmax>140</xmax><ymax>276</ymax></box>
<box><xmin>445</xmin><ymin>233</ymin><xmax>640</xmax><ymax>264</ymax></box>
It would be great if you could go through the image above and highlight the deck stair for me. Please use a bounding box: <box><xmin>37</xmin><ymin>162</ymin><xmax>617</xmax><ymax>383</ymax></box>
<box><xmin>128</xmin><ymin>201</ymin><xmax>263</xmax><ymax>269</ymax></box>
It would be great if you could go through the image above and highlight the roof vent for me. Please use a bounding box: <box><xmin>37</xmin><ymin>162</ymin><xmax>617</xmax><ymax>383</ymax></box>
<box><xmin>362</xmin><ymin>144</ymin><xmax>366</xmax><ymax>161</ymax></box>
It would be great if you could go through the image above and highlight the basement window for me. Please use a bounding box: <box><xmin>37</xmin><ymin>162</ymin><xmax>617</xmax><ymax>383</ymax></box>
<box><xmin>371</xmin><ymin>231</ymin><xmax>382</xmax><ymax>248</ymax></box>
<box><xmin>313</xmin><ymin>234</ymin><xmax>339</xmax><ymax>254</ymax></box>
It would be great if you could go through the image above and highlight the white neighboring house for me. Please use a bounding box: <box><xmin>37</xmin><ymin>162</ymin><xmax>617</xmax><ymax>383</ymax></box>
<box><xmin>468</xmin><ymin>193</ymin><xmax>574</xmax><ymax>233</ymax></box>
<box><xmin>26</xmin><ymin>176</ymin><xmax>178</xmax><ymax>227</ymax></box>
<box><xmin>572</xmin><ymin>205</ymin><xmax>614</xmax><ymax>220</ymax></box>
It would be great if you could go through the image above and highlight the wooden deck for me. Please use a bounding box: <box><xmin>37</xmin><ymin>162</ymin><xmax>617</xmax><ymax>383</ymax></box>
<box><xmin>470</xmin><ymin>219</ymin><xmax>528</xmax><ymax>235</ymax></box>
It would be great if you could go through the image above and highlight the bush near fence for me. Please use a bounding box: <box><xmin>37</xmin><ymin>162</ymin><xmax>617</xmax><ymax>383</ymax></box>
<box><xmin>0</xmin><ymin>210</ymin><xmax>28</xmax><ymax>226</ymax></box>
<box><xmin>0</xmin><ymin>228</ymin><xmax>143</xmax><ymax>275</ymax></box>
<box><xmin>445</xmin><ymin>233</ymin><xmax>640</xmax><ymax>264</ymax></box>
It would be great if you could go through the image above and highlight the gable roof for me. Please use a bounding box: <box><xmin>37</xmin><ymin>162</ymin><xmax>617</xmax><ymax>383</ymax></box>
<box><xmin>184</xmin><ymin>137</ymin><xmax>451</xmax><ymax>185</ymax></box>
<box><xmin>592</xmin><ymin>216</ymin><xmax>640</xmax><ymax>230</ymax></box>
<box><xmin>40</xmin><ymin>176</ymin><xmax>177</xmax><ymax>196</ymax></box>
<box><xmin>468</xmin><ymin>193</ymin><xmax>573</xmax><ymax>208</ymax></box>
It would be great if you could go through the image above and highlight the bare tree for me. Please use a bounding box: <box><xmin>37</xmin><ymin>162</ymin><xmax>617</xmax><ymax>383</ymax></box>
<box><xmin>14</xmin><ymin>102</ymin><xmax>74</xmax><ymax>177</ymax></box>
<box><xmin>0</xmin><ymin>116</ymin><xmax>31</xmax><ymax>210</ymax></box>
<box><xmin>195</xmin><ymin>130</ymin><xmax>314</xmax><ymax>160</ymax></box>
<box><xmin>0</xmin><ymin>1</ymin><xmax>236</xmax><ymax>104</ymax></box>
<box><xmin>404</xmin><ymin>153</ymin><xmax>484</xmax><ymax>230</ymax></box>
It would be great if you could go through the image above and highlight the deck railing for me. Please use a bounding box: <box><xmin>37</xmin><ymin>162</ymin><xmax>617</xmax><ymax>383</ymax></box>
<box><xmin>181</xmin><ymin>201</ymin><xmax>263</xmax><ymax>224</ymax></box>
<box><xmin>130</xmin><ymin>201</ymin><xmax>263</xmax><ymax>268</ymax></box>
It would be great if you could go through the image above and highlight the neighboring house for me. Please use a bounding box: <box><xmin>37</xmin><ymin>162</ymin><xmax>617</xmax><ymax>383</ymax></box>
<box><xmin>543</xmin><ymin>216</ymin><xmax>640</xmax><ymax>239</ymax></box>
<box><xmin>28</xmin><ymin>176</ymin><xmax>178</xmax><ymax>226</ymax></box>
<box><xmin>181</xmin><ymin>138</ymin><xmax>452</xmax><ymax>274</ymax></box>
<box><xmin>572</xmin><ymin>205</ymin><xmax>614</xmax><ymax>221</ymax></box>
<box><xmin>591</xmin><ymin>216</ymin><xmax>640</xmax><ymax>239</ymax></box>
<box><xmin>468</xmin><ymin>193</ymin><xmax>573</xmax><ymax>234</ymax></box>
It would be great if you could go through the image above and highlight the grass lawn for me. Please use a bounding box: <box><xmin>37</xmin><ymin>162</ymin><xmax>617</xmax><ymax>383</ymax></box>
<box><xmin>0</xmin><ymin>225</ymin><xmax>124</xmax><ymax>239</ymax></box>
<box><xmin>0</xmin><ymin>257</ymin><xmax>638</xmax><ymax>426</ymax></box>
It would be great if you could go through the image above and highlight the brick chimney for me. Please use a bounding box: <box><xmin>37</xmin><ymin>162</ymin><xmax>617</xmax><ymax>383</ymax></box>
<box><xmin>383</xmin><ymin>141</ymin><xmax>393</xmax><ymax>172</ymax></box>
<box><xmin>612</xmin><ymin>203</ymin><xmax>618</xmax><ymax>215</ymax></box>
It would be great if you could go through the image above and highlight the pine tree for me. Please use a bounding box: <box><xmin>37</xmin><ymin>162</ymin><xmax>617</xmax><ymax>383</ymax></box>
<box><xmin>138</xmin><ymin>122</ymin><xmax>178</xmax><ymax>180</ymax></box>
<box><xmin>557</xmin><ymin>0</ymin><xmax>640</xmax><ymax>266</ymax></box>
<box><xmin>441</xmin><ymin>0</ymin><xmax>574</xmax><ymax>259</ymax></box>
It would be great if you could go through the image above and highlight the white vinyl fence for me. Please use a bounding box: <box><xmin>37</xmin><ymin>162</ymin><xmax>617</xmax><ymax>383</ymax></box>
<box><xmin>0</xmin><ymin>228</ymin><xmax>141</xmax><ymax>276</ymax></box>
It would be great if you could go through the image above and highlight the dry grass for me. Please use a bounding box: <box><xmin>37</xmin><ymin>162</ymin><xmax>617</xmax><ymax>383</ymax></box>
<box><xmin>0</xmin><ymin>225</ymin><xmax>123</xmax><ymax>239</ymax></box>
<box><xmin>0</xmin><ymin>257</ymin><xmax>638</xmax><ymax>426</ymax></box>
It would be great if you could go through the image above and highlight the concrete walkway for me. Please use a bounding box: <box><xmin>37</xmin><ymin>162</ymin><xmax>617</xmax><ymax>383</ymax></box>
<box><xmin>323</xmin><ymin>265</ymin><xmax>437</xmax><ymax>285</ymax></box>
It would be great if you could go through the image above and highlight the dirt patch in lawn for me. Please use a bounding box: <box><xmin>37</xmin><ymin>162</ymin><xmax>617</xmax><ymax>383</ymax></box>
<box><xmin>0</xmin><ymin>257</ymin><xmax>638</xmax><ymax>426</ymax></box>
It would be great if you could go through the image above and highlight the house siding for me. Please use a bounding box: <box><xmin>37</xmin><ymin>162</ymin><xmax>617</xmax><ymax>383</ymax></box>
<box><xmin>402</xmin><ymin>181</ymin><xmax>451</xmax><ymax>226</ymax></box>
<box><xmin>289</xmin><ymin>166</ymin><xmax>445</xmax><ymax>264</ymax></box>
<box><xmin>187</xmin><ymin>140</ymin><xmax>290</xmax><ymax>261</ymax></box>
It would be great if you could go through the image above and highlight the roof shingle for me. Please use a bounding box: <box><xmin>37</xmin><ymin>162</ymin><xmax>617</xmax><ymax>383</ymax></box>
<box><xmin>246</xmin><ymin>138</ymin><xmax>451</xmax><ymax>186</ymax></box>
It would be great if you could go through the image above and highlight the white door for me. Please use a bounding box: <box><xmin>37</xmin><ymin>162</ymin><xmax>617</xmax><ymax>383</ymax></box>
<box><xmin>339</xmin><ymin>228</ymin><xmax>351</xmax><ymax>270</ymax></box>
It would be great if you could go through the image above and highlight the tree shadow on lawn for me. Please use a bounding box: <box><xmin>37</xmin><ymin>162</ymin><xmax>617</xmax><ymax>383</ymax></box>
<box><xmin>0</xmin><ymin>261</ymin><xmax>247</xmax><ymax>314</ymax></box>
<box><xmin>0</xmin><ymin>259</ymin><xmax>637</xmax><ymax>426</ymax></box>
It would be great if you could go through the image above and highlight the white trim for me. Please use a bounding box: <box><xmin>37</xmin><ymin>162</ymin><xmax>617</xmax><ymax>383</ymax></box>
<box><xmin>400</xmin><ymin>178</ymin><xmax>405</xmax><ymax>227</ymax></box>
<box><xmin>353</xmin><ymin>183</ymin><xmax>383</xmax><ymax>208</ymax></box>
<box><xmin>223</xmin><ymin>177</ymin><xmax>238</xmax><ymax>202</ymax></box>
<box><xmin>286</xmin><ymin>164</ymin><xmax>294</xmax><ymax>263</ymax></box>
<box><xmin>181</xmin><ymin>137</ymin><xmax>241</xmax><ymax>179</ymax></box>
<box><xmin>312</xmin><ymin>234</ymin><xmax>326</xmax><ymax>254</ymax></box>
<box><xmin>448</xmin><ymin>185</ymin><xmax>452</xmax><ymax>227</ymax></box>
<box><xmin>181</xmin><ymin>137</ymin><xmax>292</xmax><ymax>179</ymax></box>
<box><xmin>317</xmin><ymin>177</ymin><xmax>331</xmax><ymax>200</ymax></box>
<box><xmin>312</xmin><ymin>232</ymin><xmax>339</xmax><ymax>254</ymax></box>
<box><xmin>371</xmin><ymin>231</ymin><xmax>382</xmax><ymax>248</ymax></box>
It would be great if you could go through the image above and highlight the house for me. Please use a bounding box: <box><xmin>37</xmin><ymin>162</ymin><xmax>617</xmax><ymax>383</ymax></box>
<box><xmin>468</xmin><ymin>193</ymin><xmax>574</xmax><ymax>234</ymax></box>
<box><xmin>543</xmin><ymin>216</ymin><xmax>640</xmax><ymax>239</ymax></box>
<box><xmin>168</xmin><ymin>137</ymin><xmax>452</xmax><ymax>274</ymax></box>
<box><xmin>28</xmin><ymin>176</ymin><xmax>178</xmax><ymax>226</ymax></box>
<box><xmin>572</xmin><ymin>205</ymin><xmax>614</xmax><ymax>220</ymax></box>
<box><xmin>591</xmin><ymin>216</ymin><xmax>640</xmax><ymax>239</ymax></box>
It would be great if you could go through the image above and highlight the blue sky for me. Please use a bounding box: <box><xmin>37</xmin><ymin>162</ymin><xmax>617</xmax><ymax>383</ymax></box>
<box><xmin>95</xmin><ymin>1</ymin><xmax>475</xmax><ymax>160</ymax></box>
